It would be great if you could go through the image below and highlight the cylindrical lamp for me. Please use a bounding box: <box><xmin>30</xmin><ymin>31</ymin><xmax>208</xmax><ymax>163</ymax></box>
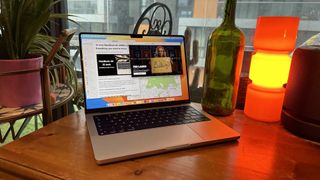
<box><xmin>244</xmin><ymin>16</ymin><xmax>300</xmax><ymax>122</ymax></box>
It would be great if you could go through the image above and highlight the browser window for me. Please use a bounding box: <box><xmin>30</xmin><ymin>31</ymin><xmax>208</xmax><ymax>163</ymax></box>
<box><xmin>80</xmin><ymin>34</ymin><xmax>189</xmax><ymax>110</ymax></box>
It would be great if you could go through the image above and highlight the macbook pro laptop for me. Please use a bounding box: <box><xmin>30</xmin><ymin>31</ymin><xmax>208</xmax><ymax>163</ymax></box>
<box><xmin>79</xmin><ymin>33</ymin><xmax>240</xmax><ymax>164</ymax></box>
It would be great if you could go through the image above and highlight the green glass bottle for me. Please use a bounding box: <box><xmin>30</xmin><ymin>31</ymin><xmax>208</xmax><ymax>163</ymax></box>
<box><xmin>202</xmin><ymin>0</ymin><xmax>245</xmax><ymax>116</ymax></box>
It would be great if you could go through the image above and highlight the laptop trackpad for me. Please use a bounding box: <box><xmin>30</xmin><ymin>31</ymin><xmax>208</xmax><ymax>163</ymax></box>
<box><xmin>92</xmin><ymin>125</ymin><xmax>202</xmax><ymax>161</ymax></box>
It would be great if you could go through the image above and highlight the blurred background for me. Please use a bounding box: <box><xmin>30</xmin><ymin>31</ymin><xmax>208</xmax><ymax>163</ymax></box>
<box><xmin>65</xmin><ymin>0</ymin><xmax>320</xmax><ymax>68</ymax></box>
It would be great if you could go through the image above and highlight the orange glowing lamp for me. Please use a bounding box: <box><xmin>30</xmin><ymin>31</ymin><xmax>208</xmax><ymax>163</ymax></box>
<box><xmin>244</xmin><ymin>16</ymin><xmax>300</xmax><ymax>122</ymax></box>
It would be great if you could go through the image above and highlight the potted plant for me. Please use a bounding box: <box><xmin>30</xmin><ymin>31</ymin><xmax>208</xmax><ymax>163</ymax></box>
<box><xmin>0</xmin><ymin>0</ymin><xmax>76</xmax><ymax>107</ymax></box>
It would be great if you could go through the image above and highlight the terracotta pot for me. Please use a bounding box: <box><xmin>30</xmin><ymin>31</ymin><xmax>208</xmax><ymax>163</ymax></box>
<box><xmin>0</xmin><ymin>56</ymin><xmax>43</xmax><ymax>107</ymax></box>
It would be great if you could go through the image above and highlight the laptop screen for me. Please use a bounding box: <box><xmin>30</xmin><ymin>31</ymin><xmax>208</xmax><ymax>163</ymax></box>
<box><xmin>79</xmin><ymin>33</ymin><xmax>190</xmax><ymax>110</ymax></box>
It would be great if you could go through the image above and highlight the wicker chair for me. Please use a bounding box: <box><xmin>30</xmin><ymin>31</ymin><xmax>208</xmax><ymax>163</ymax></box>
<box><xmin>0</xmin><ymin>29</ymin><xmax>76</xmax><ymax>143</ymax></box>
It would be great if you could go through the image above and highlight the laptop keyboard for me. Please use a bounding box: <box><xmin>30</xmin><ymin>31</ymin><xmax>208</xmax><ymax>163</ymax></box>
<box><xmin>94</xmin><ymin>106</ymin><xmax>210</xmax><ymax>136</ymax></box>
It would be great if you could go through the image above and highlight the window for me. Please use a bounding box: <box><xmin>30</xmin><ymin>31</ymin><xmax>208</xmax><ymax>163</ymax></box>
<box><xmin>67</xmin><ymin>0</ymin><xmax>320</xmax><ymax>68</ymax></box>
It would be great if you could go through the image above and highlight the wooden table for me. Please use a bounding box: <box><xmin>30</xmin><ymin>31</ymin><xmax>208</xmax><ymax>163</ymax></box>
<box><xmin>0</xmin><ymin>104</ymin><xmax>319</xmax><ymax>179</ymax></box>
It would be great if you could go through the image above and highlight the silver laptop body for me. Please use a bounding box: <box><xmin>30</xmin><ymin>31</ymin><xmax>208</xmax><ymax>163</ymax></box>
<box><xmin>79</xmin><ymin>33</ymin><xmax>240</xmax><ymax>164</ymax></box>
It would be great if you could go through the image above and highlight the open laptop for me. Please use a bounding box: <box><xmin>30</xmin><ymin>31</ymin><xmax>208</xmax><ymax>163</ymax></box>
<box><xmin>79</xmin><ymin>33</ymin><xmax>240</xmax><ymax>164</ymax></box>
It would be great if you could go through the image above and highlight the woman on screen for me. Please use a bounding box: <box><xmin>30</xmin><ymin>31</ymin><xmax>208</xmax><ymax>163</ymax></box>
<box><xmin>154</xmin><ymin>46</ymin><xmax>167</xmax><ymax>57</ymax></box>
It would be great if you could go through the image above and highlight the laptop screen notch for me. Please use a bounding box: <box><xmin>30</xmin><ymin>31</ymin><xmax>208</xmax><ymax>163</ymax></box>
<box><xmin>130</xmin><ymin>34</ymin><xmax>143</xmax><ymax>38</ymax></box>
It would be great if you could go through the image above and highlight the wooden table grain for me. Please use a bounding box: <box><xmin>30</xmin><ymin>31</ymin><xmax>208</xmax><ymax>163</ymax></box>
<box><xmin>0</xmin><ymin>104</ymin><xmax>319</xmax><ymax>180</ymax></box>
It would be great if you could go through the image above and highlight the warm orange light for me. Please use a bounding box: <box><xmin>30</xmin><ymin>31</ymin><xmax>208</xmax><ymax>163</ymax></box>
<box><xmin>249</xmin><ymin>52</ymin><xmax>291</xmax><ymax>88</ymax></box>
<box><xmin>245</xmin><ymin>84</ymin><xmax>285</xmax><ymax>121</ymax></box>
<box><xmin>254</xmin><ymin>16</ymin><xmax>300</xmax><ymax>52</ymax></box>
<box><xmin>244</xmin><ymin>16</ymin><xmax>299</xmax><ymax>122</ymax></box>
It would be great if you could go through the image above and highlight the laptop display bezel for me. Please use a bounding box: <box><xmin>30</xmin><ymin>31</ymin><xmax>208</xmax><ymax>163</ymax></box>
<box><xmin>79</xmin><ymin>32</ymin><xmax>191</xmax><ymax>114</ymax></box>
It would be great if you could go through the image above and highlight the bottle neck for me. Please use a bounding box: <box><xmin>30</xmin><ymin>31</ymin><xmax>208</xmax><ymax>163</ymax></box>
<box><xmin>222</xmin><ymin>0</ymin><xmax>237</xmax><ymax>26</ymax></box>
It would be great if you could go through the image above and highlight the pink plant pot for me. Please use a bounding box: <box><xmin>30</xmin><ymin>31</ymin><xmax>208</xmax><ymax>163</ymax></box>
<box><xmin>0</xmin><ymin>56</ymin><xmax>43</xmax><ymax>107</ymax></box>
